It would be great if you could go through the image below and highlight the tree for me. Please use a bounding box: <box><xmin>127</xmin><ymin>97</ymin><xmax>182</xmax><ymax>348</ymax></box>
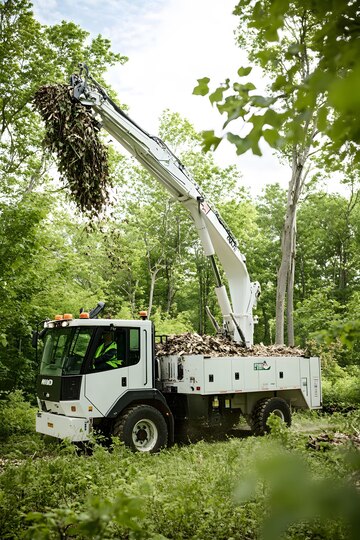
<box><xmin>0</xmin><ymin>0</ymin><xmax>124</xmax><ymax>393</ymax></box>
<box><xmin>0</xmin><ymin>0</ymin><xmax>125</xmax><ymax>199</ymax></box>
<box><xmin>194</xmin><ymin>0</ymin><xmax>359</xmax><ymax>345</ymax></box>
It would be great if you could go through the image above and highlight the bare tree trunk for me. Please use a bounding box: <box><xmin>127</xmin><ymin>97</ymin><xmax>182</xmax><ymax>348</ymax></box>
<box><xmin>275</xmin><ymin>148</ymin><xmax>305</xmax><ymax>344</ymax></box>
<box><xmin>165</xmin><ymin>264</ymin><xmax>178</xmax><ymax>314</ymax></box>
<box><xmin>143</xmin><ymin>230</ymin><xmax>164</xmax><ymax>319</ymax></box>
<box><xmin>276</xmin><ymin>194</ymin><xmax>297</xmax><ymax>343</ymax></box>
<box><xmin>287</xmin><ymin>223</ymin><xmax>296</xmax><ymax>346</ymax></box>
<box><xmin>119</xmin><ymin>277</ymin><xmax>139</xmax><ymax>318</ymax></box>
<box><xmin>147</xmin><ymin>266</ymin><xmax>161</xmax><ymax>319</ymax></box>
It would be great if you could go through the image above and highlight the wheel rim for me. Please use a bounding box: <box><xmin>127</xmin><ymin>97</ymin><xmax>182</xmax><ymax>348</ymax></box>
<box><xmin>271</xmin><ymin>408</ymin><xmax>285</xmax><ymax>421</ymax></box>
<box><xmin>132</xmin><ymin>418</ymin><xmax>158</xmax><ymax>451</ymax></box>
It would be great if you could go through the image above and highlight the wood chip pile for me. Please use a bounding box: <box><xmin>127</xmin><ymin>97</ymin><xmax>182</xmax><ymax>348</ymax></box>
<box><xmin>155</xmin><ymin>332</ymin><xmax>307</xmax><ymax>357</ymax></box>
<box><xmin>307</xmin><ymin>432</ymin><xmax>360</xmax><ymax>451</ymax></box>
<box><xmin>33</xmin><ymin>84</ymin><xmax>111</xmax><ymax>217</ymax></box>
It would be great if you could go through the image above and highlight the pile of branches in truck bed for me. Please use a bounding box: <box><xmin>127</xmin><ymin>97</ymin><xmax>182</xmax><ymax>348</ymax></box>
<box><xmin>155</xmin><ymin>333</ymin><xmax>307</xmax><ymax>357</ymax></box>
<box><xmin>33</xmin><ymin>84</ymin><xmax>111</xmax><ymax>217</ymax></box>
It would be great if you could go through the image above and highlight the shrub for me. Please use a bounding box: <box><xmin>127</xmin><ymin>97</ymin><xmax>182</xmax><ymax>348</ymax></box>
<box><xmin>322</xmin><ymin>365</ymin><xmax>360</xmax><ymax>411</ymax></box>
<box><xmin>0</xmin><ymin>390</ymin><xmax>36</xmax><ymax>439</ymax></box>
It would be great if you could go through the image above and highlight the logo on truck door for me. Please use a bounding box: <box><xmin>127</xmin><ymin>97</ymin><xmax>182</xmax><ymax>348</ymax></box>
<box><xmin>254</xmin><ymin>361</ymin><xmax>271</xmax><ymax>371</ymax></box>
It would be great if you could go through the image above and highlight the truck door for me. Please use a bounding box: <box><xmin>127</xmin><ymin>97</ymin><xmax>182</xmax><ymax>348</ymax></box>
<box><xmin>127</xmin><ymin>326</ymin><xmax>153</xmax><ymax>390</ymax></box>
<box><xmin>84</xmin><ymin>326</ymin><xmax>140</xmax><ymax>416</ymax></box>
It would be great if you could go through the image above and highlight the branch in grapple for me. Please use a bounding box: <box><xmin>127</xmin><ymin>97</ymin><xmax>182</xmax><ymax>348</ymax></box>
<box><xmin>33</xmin><ymin>84</ymin><xmax>111</xmax><ymax>216</ymax></box>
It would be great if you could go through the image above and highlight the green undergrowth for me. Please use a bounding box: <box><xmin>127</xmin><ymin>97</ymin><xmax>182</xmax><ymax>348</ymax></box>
<box><xmin>321</xmin><ymin>364</ymin><xmax>360</xmax><ymax>412</ymax></box>
<box><xmin>0</xmin><ymin>396</ymin><xmax>359</xmax><ymax>539</ymax></box>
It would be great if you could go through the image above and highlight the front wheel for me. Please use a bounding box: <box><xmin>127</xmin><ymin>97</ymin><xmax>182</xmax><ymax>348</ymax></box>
<box><xmin>113</xmin><ymin>404</ymin><xmax>168</xmax><ymax>452</ymax></box>
<box><xmin>251</xmin><ymin>397</ymin><xmax>291</xmax><ymax>435</ymax></box>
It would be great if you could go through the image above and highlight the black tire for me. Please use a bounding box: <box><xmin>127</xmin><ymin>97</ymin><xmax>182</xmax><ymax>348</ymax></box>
<box><xmin>113</xmin><ymin>404</ymin><xmax>168</xmax><ymax>452</ymax></box>
<box><xmin>251</xmin><ymin>397</ymin><xmax>291</xmax><ymax>435</ymax></box>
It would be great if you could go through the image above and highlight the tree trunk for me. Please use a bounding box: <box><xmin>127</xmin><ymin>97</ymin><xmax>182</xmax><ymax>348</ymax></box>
<box><xmin>165</xmin><ymin>264</ymin><xmax>177</xmax><ymax>314</ymax></box>
<box><xmin>287</xmin><ymin>223</ymin><xmax>296</xmax><ymax>346</ymax></box>
<box><xmin>261</xmin><ymin>305</ymin><xmax>270</xmax><ymax>344</ymax></box>
<box><xmin>147</xmin><ymin>266</ymin><xmax>161</xmax><ymax>319</ymax></box>
<box><xmin>275</xmin><ymin>149</ymin><xmax>304</xmax><ymax>344</ymax></box>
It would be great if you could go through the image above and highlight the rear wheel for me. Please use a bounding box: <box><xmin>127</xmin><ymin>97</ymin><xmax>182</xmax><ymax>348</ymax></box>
<box><xmin>251</xmin><ymin>397</ymin><xmax>291</xmax><ymax>435</ymax></box>
<box><xmin>113</xmin><ymin>404</ymin><xmax>168</xmax><ymax>452</ymax></box>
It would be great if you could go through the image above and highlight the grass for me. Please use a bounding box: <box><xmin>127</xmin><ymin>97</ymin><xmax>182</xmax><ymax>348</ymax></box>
<box><xmin>0</xmin><ymin>395</ymin><xmax>359</xmax><ymax>539</ymax></box>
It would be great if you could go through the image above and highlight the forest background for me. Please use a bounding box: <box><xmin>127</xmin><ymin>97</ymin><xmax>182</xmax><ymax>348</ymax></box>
<box><xmin>0</xmin><ymin>0</ymin><xmax>359</xmax><ymax>406</ymax></box>
<box><xmin>0</xmin><ymin>1</ymin><xmax>360</xmax><ymax>539</ymax></box>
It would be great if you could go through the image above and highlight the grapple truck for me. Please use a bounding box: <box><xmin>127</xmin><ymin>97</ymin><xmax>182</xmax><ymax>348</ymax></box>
<box><xmin>35</xmin><ymin>65</ymin><xmax>321</xmax><ymax>452</ymax></box>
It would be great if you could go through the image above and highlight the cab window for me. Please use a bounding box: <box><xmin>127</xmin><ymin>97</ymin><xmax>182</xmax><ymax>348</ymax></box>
<box><xmin>40</xmin><ymin>327</ymin><xmax>94</xmax><ymax>376</ymax></box>
<box><xmin>91</xmin><ymin>327</ymin><xmax>140</xmax><ymax>372</ymax></box>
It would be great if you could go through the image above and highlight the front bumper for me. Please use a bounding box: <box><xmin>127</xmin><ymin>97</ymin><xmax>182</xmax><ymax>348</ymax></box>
<box><xmin>36</xmin><ymin>411</ymin><xmax>91</xmax><ymax>442</ymax></box>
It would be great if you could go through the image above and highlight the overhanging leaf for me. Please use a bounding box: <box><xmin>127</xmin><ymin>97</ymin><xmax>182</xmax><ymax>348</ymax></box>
<box><xmin>193</xmin><ymin>77</ymin><xmax>210</xmax><ymax>96</ymax></box>
<box><xmin>201</xmin><ymin>130</ymin><xmax>222</xmax><ymax>152</ymax></box>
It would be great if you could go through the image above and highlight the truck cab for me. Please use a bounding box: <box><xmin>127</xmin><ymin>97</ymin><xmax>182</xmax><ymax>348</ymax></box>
<box><xmin>36</xmin><ymin>314</ymin><xmax>173</xmax><ymax>450</ymax></box>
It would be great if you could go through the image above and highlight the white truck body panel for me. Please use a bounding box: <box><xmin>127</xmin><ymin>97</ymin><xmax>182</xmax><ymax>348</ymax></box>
<box><xmin>160</xmin><ymin>355</ymin><xmax>322</xmax><ymax>409</ymax></box>
<box><xmin>310</xmin><ymin>356</ymin><xmax>322</xmax><ymax>408</ymax></box>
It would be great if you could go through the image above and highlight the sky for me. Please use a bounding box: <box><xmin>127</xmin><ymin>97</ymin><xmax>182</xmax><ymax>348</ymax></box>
<box><xmin>31</xmin><ymin>0</ymin><xmax>290</xmax><ymax>195</ymax></box>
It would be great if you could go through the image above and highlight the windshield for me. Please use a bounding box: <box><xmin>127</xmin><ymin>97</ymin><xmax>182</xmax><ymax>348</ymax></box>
<box><xmin>40</xmin><ymin>327</ymin><xmax>94</xmax><ymax>376</ymax></box>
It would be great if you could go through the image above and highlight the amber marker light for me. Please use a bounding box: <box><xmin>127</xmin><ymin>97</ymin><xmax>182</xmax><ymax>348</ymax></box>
<box><xmin>54</xmin><ymin>315</ymin><xmax>63</xmax><ymax>320</ymax></box>
<box><xmin>63</xmin><ymin>313</ymin><xmax>73</xmax><ymax>320</ymax></box>
<box><xmin>80</xmin><ymin>312</ymin><xmax>90</xmax><ymax>319</ymax></box>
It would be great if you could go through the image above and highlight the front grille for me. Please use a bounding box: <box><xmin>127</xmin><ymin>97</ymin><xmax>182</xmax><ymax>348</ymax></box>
<box><xmin>61</xmin><ymin>376</ymin><xmax>82</xmax><ymax>400</ymax></box>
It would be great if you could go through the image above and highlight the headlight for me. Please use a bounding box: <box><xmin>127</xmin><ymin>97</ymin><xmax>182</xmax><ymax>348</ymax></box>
<box><xmin>61</xmin><ymin>321</ymin><xmax>69</xmax><ymax>327</ymax></box>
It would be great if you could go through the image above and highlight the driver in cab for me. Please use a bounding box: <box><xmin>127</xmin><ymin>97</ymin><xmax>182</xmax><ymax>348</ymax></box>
<box><xmin>93</xmin><ymin>331</ymin><xmax>122</xmax><ymax>371</ymax></box>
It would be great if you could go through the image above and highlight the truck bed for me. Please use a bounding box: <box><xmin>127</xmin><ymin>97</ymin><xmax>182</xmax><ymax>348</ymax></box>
<box><xmin>160</xmin><ymin>355</ymin><xmax>321</xmax><ymax>409</ymax></box>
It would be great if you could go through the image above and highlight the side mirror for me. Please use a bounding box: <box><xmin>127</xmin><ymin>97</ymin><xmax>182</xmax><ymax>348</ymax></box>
<box><xmin>32</xmin><ymin>328</ymin><xmax>47</xmax><ymax>348</ymax></box>
<box><xmin>31</xmin><ymin>330</ymin><xmax>38</xmax><ymax>349</ymax></box>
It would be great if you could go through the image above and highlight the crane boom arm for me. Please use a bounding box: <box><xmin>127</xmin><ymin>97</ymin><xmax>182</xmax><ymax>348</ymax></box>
<box><xmin>70</xmin><ymin>65</ymin><xmax>260</xmax><ymax>345</ymax></box>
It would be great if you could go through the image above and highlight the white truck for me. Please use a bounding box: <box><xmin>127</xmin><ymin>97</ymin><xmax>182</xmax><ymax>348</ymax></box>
<box><xmin>35</xmin><ymin>64</ymin><xmax>321</xmax><ymax>452</ymax></box>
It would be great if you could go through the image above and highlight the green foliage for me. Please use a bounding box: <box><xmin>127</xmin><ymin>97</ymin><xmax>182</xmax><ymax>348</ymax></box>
<box><xmin>235</xmin><ymin>442</ymin><xmax>360</xmax><ymax>540</ymax></box>
<box><xmin>195</xmin><ymin>0</ymin><xmax>360</xmax><ymax>161</ymax></box>
<box><xmin>23</xmin><ymin>492</ymin><xmax>163</xmax><ymax>540</ymax></box>
<box><xmin>151</xmin><ymin>309</ymin><xmax>194</xmax><ymax>336</ymax></box>
<box><xmin>0</xmin><ymin>390</ymin><xmax>36</xmax><ymax>439</ymax></box>
<box><xmin>322</xmin><ymin>365</ymin><xmax>360</xmax><ymax>412</ymax></box>
<box><xmin>0</xmin><ymin>407</ymin><xmax>359</xmax><ymax>539</ymax></box>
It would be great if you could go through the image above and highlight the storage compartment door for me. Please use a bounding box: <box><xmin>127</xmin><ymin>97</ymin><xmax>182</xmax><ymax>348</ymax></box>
<box><xmin>276</xmin><ymin>357</ymin><xmax>301</xmax><ymax>389</ymax></box>
<box><xmin>204</xmin><ymin>357</ymin><xmax>232</xmax><ymax>393</ymax></box>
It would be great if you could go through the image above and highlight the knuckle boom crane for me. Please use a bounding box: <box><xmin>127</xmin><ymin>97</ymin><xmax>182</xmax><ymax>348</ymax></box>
<box><xmin>71</xmin><ymin>63</ymin><xmax>260</xmax><ymax>348</ymax></box>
